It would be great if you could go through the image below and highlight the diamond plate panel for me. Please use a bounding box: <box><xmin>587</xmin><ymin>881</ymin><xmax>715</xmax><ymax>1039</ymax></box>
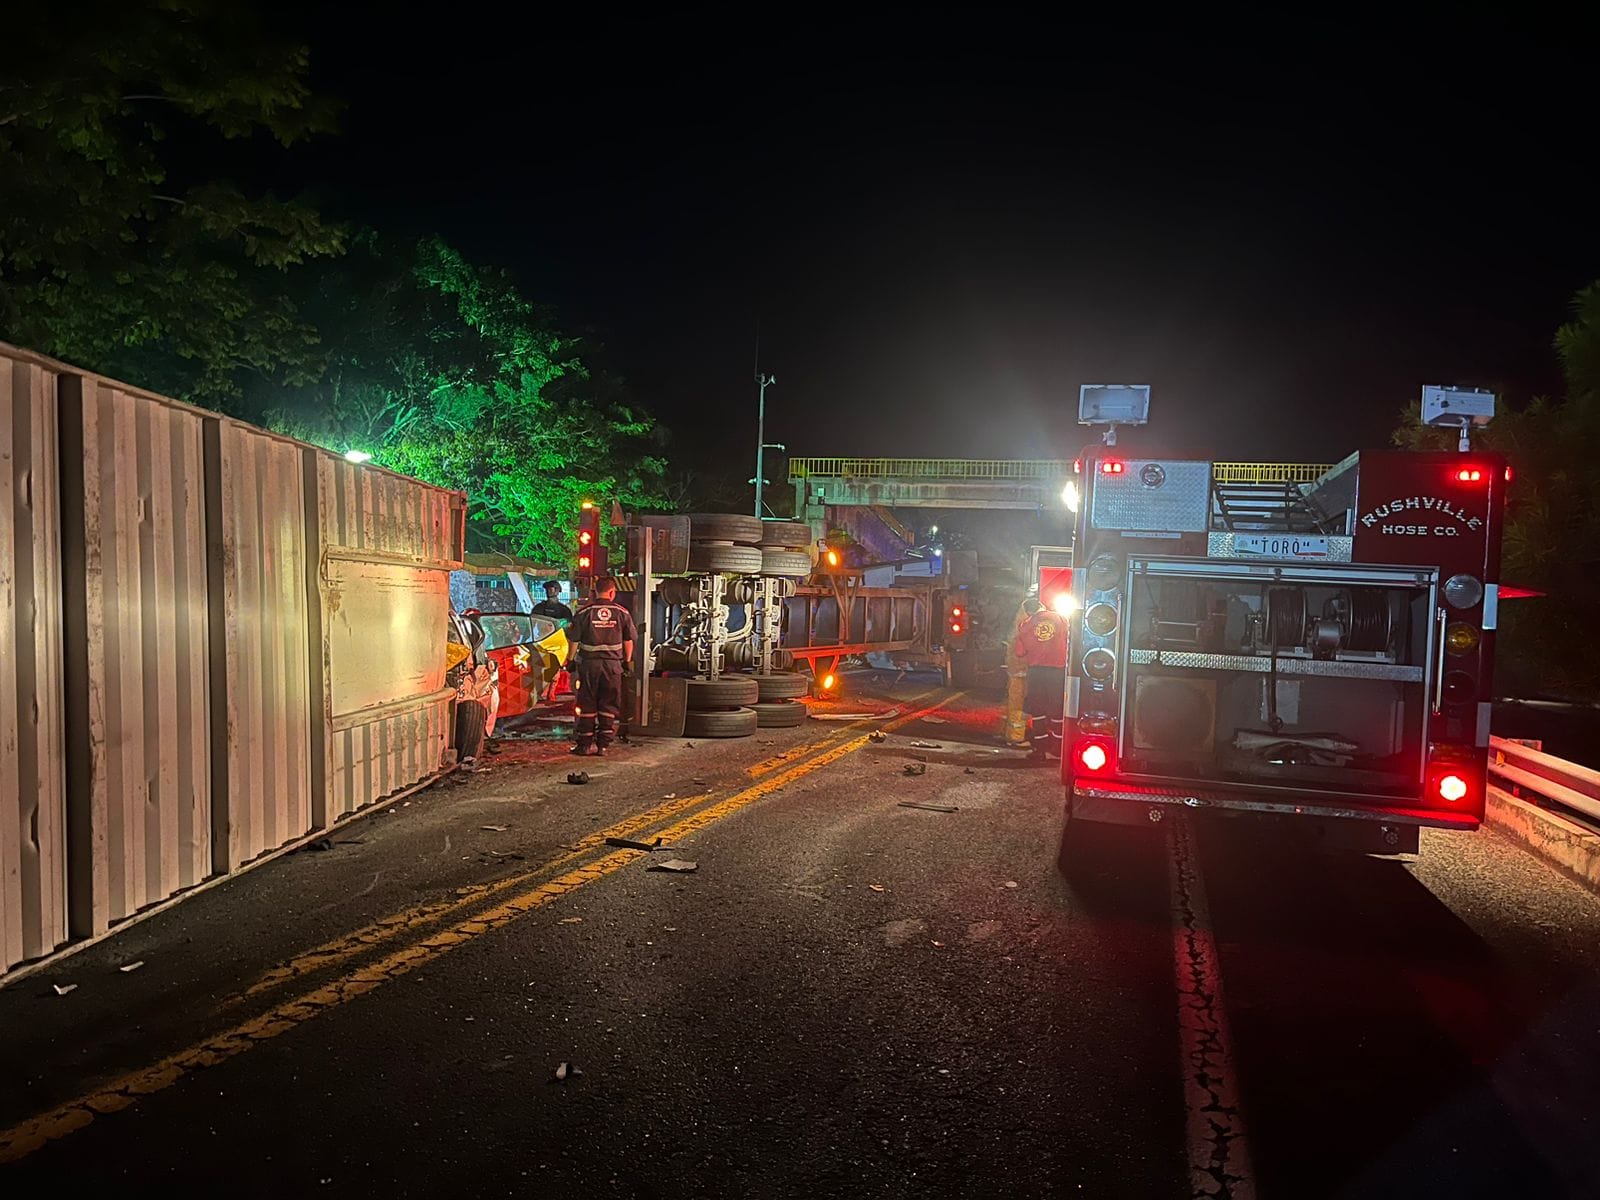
<box><xmin>1128</xmin><ymin>648</ymin><xmax>1422</xmax><ymax>682</ymax></box>
<box><xmin>1207</xmin><ymin>532</ymin><xmax>1354</xmax><ymax>562</ymax></box>
<box><xmin>1091</xmin><ymin>460</ymin><xmax>1211</xmax><ymax>532</ymax></box>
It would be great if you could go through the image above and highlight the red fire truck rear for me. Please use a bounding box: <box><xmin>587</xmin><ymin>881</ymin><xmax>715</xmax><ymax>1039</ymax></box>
<box><xmin>1061</xmin><ymin>385</ymin><xmax>1505</xmax><ymax>855</ymax></box>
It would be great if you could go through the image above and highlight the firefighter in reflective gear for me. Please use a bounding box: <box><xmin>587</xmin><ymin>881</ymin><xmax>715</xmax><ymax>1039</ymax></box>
<box><xmin>565</xmin><ymin>577</ymin><xmax>636</xmax><ymax>756</ymax></box>
<box><xmin>1003</xmin><ymin>592</ymin><xmax>1068</xmax><ymax>757</ymax></box>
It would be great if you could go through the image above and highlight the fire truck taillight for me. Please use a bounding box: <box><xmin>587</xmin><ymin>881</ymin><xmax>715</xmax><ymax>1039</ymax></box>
<box><xmin>1454</xmin><ymin>467</ymin><xmax>1484</xmax><ymax>483</ymax></box>
<box><xmin>1437</xmin><ymin>773</ymin><xmax>1468</xmax><ymax>803</ymax></box>
<box><xmin>1073</xmin><ymin>736</ymin><xmax>1116</xmax><ymax>775</ymax></box>
<box><xmin>1445</xmin><ymin>623</ymin><xmax>1481</xmax><ymax>655</ymax></box>
<box><xmin>1099</xmin><ymin>461</ymin><xmax>1125</xmax><ymax>475</ymax></box>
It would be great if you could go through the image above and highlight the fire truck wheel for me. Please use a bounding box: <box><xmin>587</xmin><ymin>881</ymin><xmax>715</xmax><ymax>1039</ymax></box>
<box><xmin>454</xmin><ymin>698</ymin><xmax>488</xmax><ymax>763</ymax></box>
<box><xmin>759</xmin><ymin>548</ymin><xmax>812</xmax><ymax>578</ymax></box>
<box><xmin>683</xmin><ymin>706</ymin><xmax>759</xmax><ymax>738</ymax></box>
<box><xmin>686</xmin><ymin>513</ymin><xmax>765</xmax><ymax>545</ymax></box>
<box><xmin>688</xmin><ymin>543</ymin><xmax>764</xmax><ymax>575</ymax></box>
<box><xmin>752</xmin><ymin>700</ymin><xmax>806</xmax><ymax>728</ymax></box>
<box><xmin>685</xmin><ymin>676</ymin><xmax>761</xmax><ymax>709</ymax></box>
<box><xmin>756</xmin><ymin>520</ymin><xmax>812</xmax><ymax>549</ymax></box>
<box><xmin>752</xmin><ymin>672</ymin><xmax>810</xmax><ymax>701</ymax></box>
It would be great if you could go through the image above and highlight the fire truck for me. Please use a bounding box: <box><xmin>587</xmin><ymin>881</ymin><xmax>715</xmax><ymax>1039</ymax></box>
<box><xmin>1061</xmin><ymin>385</ymin><xmax>1505</xmax><ymax>855</ymax></box>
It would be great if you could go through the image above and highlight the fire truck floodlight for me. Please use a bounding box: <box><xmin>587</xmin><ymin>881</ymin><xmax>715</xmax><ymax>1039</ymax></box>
<box><xmin>1422</xmin><ymin>386</ymin><xmax>1495</xmax><ymax>451</ymax></box>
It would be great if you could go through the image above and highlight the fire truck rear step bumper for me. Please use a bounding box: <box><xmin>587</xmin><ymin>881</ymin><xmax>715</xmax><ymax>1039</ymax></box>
<box><xmin>1072</xmin><ymin>781</ymin><xmax>1480</xmax><ymax>832</ymax></box>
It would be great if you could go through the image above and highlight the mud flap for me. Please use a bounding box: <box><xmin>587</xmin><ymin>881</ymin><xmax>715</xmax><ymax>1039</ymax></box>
<box><xmin>630</xmin><ymin>676</ymin><xmax>688</xmax><ymax>738</ymax></box>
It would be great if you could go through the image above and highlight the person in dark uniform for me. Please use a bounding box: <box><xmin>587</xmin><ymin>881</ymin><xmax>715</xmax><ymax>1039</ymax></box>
<box><xmin>565</xmin><ymin>577</ymin><xmax>636</xmax><ymax>756</ymax></box>
<box><xmin>531</xmin><ymin>580</ymin><xmax>573</xmax><ymax>623</ymax></box>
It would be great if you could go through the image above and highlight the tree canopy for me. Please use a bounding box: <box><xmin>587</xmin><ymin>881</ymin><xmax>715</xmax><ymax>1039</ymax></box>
<box><xmin>270</xmin><ymin>236</ymin><xmax>670</xmax><ymax>563</ymax></box>
<box><xmin>2</xmin><ymin>3</ymin><xmax>674</xmax><ymax>563</ymax></box>
<box><xmin>0</xmin><ymin>0</ymin><xmax>344</xmax><ymax>407</ymax></box>
<box><xmin>1394</xmin><ymin>281</ymin><xmax>1600</xmax><ymax>697</ymax></box>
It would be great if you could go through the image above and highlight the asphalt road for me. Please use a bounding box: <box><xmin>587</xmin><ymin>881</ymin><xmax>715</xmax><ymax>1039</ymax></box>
<box><xmin>3</xmin><ymin>673</ymin><xmax>1599</xmax><ymax>1198</ymax></box>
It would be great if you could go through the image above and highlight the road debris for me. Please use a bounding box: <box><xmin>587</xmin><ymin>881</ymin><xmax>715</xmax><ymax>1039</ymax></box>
<box><xmin>902</xmin><ymin>763</ymin><xmax>928</xmax><ymax>777</ymax></box>
<box><xmin>566</xmin><ymin>772</ymin><xmax>590</xmax><ymax>785</ymax></box>
<box><xmin>553</xmin><ymin>1061</ymin><xmax>584</xmax><ymax>1082</ymax></box>
<box><xmin>558</xmin><ymin>917</ymin><xmax>583</xmax><ymax>925</ymax></box>
<box><xmin>119</xmin><ymin>961</ymin><xmax>145</xmax><ymax>973</ymax></box>
<box><xmin>663</xmin><ymin>792</ymin><xmax>677</xmax><ymax>799</ymax></box>
<box><xmin>647</xmin><ymin>859</ymin><xmax>699</xmax><ymax>873</ymax></box>
<box><xmin>480</xmin><ymin>824</ymin><xmax>509</xmax><ymax>833</ymax></box>
<box><xmin>1004</xmin><ymin>880</ymin><xmax>1019</xmax><ymax>889</ymax></box>
<box><xmin>605</xmin><ymin>836</ymin><xmax>665</xmax><ymax>851</ymax></box>
<box><xmin>898</xmin><ymin>800</ymin><xmax>958</xmax><ymax>813</ymax></box>
<box><xmin>964</xmin><ymin>767</ymin><xmax>976</xmax><ymax>774</ymax></box>
<box><xmin>304</xmin><ymin>837</ymin><xmax>334</xmax><ymax>852</ymax></box>
<box><xmin>52</xmin><ymin>982</ymin><xmax>77</xmax><ymax>996</ymax></box>
<box><xmin>909</xmin><ymin>741</ymin><xmax>944</xmax><ymax>749</ymax></box>
<box><xmin>812</xmin><ymin>707</ymin><xmax>903</xmax><ymax>722</ymax></box>
<box><xmin>868</xmin><ymin>884</ymin><xmax>886</xmax><ymax>893</ymax></box>
<box><xmin>923</xmin><ymin>716</ymin><xmax>948</xmax><ymax>724</ymax></box>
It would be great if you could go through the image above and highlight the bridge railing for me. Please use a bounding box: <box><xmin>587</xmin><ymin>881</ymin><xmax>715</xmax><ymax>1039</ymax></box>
<box><xmin>1489</xmin><ymin>736</ymin><xmax>1600</xmax><ymax>828</ymax></box>
<box><xmin>790</xmin><ymin>458</ymin><xmax>1072</xmax><ymax>481</ymax></box>
<box><xmin>790</xmin><ymin>457</ymin><xmax>1338</xmax><ymax>486</ymax></box>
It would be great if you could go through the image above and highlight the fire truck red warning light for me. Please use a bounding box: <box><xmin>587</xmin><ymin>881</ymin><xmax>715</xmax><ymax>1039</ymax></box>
<box><xmin>1437</xmin><ymin>773</ymin><xmax>1469</xmax><ymax>803</ymax></box>
<box><xmin>1099</xmin><ymin>461</ymin><xmax>1125</xmax><ymax>475</ymax></box>
<box><xmin>1454</xmin><ymin>467</ymin><xmax>1483</xmax><ymax>483</ymax></box>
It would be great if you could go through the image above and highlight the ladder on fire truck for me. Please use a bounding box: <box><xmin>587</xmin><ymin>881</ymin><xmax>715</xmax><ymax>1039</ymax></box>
<box><xmin>1211</xmin><ymin>460</ymin><xmax>1345</xmax><ymax>534</ymax></box>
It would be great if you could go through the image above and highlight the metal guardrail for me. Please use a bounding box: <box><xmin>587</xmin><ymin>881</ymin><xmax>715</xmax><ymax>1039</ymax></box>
<box><xmin>1488</xmin><ymin>736</ymin><xmax>1600</xmax><ymax>826</ymax></box>
<box><xmin>789</xmin><ymin>458</ymin><xmax>1072</xmax><ymax>481</ymax></box>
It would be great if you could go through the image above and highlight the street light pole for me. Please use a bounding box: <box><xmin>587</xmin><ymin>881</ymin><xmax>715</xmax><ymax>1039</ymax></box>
<box><xmin>754</xmin><ymin>372</ymin><xmax>775</xmax><ymax>518</ymax></box>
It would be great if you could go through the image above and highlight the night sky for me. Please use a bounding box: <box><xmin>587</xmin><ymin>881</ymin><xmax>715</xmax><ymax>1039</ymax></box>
<box><xmin>269</xmin><ymin>9</ymin><xmax>1596</xmax><ymax>480</ymax></box>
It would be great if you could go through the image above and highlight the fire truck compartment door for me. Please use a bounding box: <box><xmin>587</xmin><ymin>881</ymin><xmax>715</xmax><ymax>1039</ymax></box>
<box><xmin>1091</xmin><ymin>460</ymin><xmax>1212</xmax><ymax>533</ymax></box>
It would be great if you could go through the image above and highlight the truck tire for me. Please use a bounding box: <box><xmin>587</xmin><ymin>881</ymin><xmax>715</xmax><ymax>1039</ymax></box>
<box><xmin>757</xmin><ymin>520</ymin><xmax>812</xmax><ymax>549</ymax></box>
<box><xmin>752</xmin><ymin>700</ymin><xmax>806</xmax><ymax>728</ymax></box>
<box><xmin>684</xmin><ymin>706</ymin><xmax>759</xmax><ymax>738</ymax></box>
<box><xmin>454</xmin><ymin>698</ymin><xmax>488</xmax><ymax>763</ymax></box>
<box><xmin>685</xmin><ymin>676</ymin><xmax>761</xmax><ymax>709</ymax></box>
<box><xmin>760</xmin><ymin>548</ymin><xmax>812</xmax><ymax>578</ymax></box>
<box><xmin>752</xmin><ymin>672</ymin><xmax>809</xmax><ymax>701</ymax></box>
<box><xmin>688</xmin><ymin>543</ymin><xmax>763</xmax><ymax>575</ymax></box>
<box><xmin>687</xmin><ymin>513</ymin><xmax>765</xmax><ymax>545</ymax></box>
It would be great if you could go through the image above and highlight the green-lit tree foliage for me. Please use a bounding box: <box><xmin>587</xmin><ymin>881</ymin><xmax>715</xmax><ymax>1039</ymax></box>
<box><xmin>1394</xmin><ymin>282</ymin><xmax>1600</xmax><ymax>697</ymax></box>
<box><xmin>271</xmin><ymin>236</ymin><xmax>670</xmax><ymax>563</ymax></box>
<box><xmin>0</xmin><ymin>0</ymin><xmax>344</xmax><ymax>407</ymax></box>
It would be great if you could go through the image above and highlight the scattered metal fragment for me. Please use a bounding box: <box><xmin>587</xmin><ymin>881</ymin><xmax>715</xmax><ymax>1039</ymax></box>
<box><xmin>868</xmin><ymin>884</ymin><xmax>886</xmax><ymax>893</ymax></box>
<box><xmin>557</xmin><ymin>917</ymin><xmax>583</xmax><ymax>924</ymax></box>
<box><xmin>663</xmin><ymin>793</ymin><xmax>676</xmax><ymax>799</ymax></box>
<box><xmin>647</xmin><ymin>859</ymin><xmax>698</xmax><ymax>873</ymax></box>
<box><xmin>898</xmin><ymin>800</ymin><xmax>957</xmax><ymax>813</ymax></box>
<box><xmin>605</xmin><ymin>836</ymin><xmax>661</xmax><ymax>851</ymax></box>
<box><xmin>566</xmin><ymin>772</ymin><xmax>590</xmax><ymax>785</ymax></box>
<box><xmin>909</xmin><ymin>741</ymin><xmax>944</xmax><ymax>749</ymax></box>
<box><xmin>812</xmin><ymin>707</ymin><xmax>902</xmax><ymax>722</ymax></box>
<box><xmin>119</xmin><ymin>961</ymin><xmax>145</xmax><ymax>973</ymax></box>
<box><xmin>480</xmin><ymin>824</ymin><xmax>509</xmax><ymax>832</ymax></box>
<box><xmin>52</xmin><ymin>982</ymin><xmax>77</xmax><ymax>996</ymax></box>
<box><xmin>923</xmin><ymin>716</ymin><xmax>948</xmax><ymax>724</ymax></box>
<box><xmin>869</xmin><ymin>731</ymin><xmax>888</xmax><ymax>744</ymax></box>
<box><xmin>902</xmin><ymin>763</ymin><xmax>928</xmax><ymax>777</ymax></box>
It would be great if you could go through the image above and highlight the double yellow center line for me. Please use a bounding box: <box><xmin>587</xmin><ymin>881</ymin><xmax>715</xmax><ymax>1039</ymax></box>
<box><xmin>0</xmin><ymin>690</ymin><xmax>959</xmax><ymax>1164</ymax></box>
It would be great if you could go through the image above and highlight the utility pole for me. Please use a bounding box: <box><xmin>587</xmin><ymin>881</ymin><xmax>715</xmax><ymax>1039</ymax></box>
<box><xmin>753</xmin><ymin>371</ymin><xmax>775</xmax><ymax>518</ymax></box>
